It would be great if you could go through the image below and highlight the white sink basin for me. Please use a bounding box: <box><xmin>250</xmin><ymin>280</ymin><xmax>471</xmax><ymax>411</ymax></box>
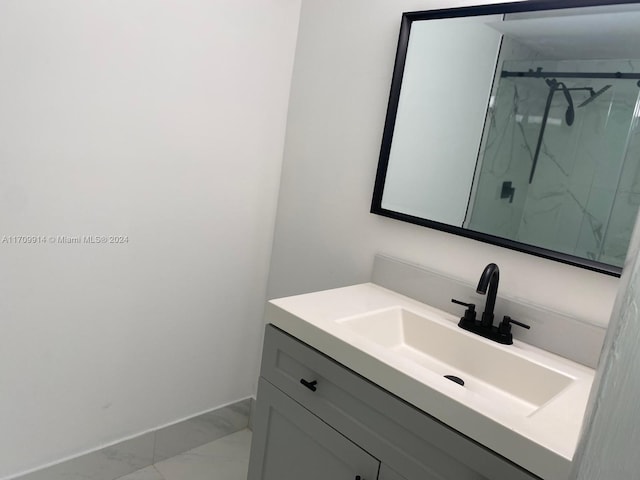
<box><xmin>338</xmin><ymin>307</ymin><xmax>573</xmax><ymax>415</ymax></box>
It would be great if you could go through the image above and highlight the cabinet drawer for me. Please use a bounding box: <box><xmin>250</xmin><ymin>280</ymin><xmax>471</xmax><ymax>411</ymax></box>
<box><xmin>261</xmin><ymin>325</ymin><xmax>540</xmax><ymax>480</ymax></box>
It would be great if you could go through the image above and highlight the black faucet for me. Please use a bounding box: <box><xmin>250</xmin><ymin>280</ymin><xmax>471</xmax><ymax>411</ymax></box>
<box><xmin>451</xmin><ymin>263</ymin><xmax>530</xmax><ymax>345</ymax></box>
<box><xmin>477</xmin><ymin>263</ymin><xmax>499</xmax><ymax>327</ymax></box>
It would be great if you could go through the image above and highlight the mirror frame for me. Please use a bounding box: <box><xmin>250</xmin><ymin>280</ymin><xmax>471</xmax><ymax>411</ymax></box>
<box><xmin>371</xmin><ymin>0</ymin><xmax>640</xmax><ymax>277</ymax></box>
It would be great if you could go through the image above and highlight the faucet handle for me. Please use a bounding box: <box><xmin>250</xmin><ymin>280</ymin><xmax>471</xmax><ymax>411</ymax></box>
<box><xmin>496</xmin><ymin>316</ymin><xmax>530</xmax><ymax>345</ymax></box>
<box><xmin>498</xmin><ymin>315</ymin><xmax>530</xmax><ymax>334</ymax></box>
<box><xmin>500</xmin><ymin>316</ymin><xmax>530</xmax><ymax>330</ymax></box>
<box><xmin>451</xmin><ymin>298</ymin><xmax>477</xmax><ymax>324</ymax></box>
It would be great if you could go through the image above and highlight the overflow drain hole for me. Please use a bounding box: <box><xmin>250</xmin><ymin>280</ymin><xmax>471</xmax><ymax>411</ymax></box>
<box><xmin>444</xmin><ymin>375</ymin><xmax>464</xmax><ymax>386</ymax></box>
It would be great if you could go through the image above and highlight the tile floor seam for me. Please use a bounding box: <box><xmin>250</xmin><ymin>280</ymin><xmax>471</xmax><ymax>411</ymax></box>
<box><xmin>151</xmin><ymin>465</ymin><xmax>164</xmax><ymax>479</ymax></box>
<box><xmin>151</xmin><ymin>425</ymin><xmax>158</xmax><ymax>465</ymax></box>
<box><xmin>115</xmin><ymin>429</ymin><xmax>251</xmax><ymax>480</ymax></box>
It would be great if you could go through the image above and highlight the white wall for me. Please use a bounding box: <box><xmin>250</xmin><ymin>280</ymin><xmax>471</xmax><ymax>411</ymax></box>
<box><xmin>267</xmin><ymin>0</ymin><xmax>619</xmax><ymax>329</ymax></box>
<box><xmin>0</xmin><ymin>0</ymin><xmax>300</xmax><ymax>477</ymax></box>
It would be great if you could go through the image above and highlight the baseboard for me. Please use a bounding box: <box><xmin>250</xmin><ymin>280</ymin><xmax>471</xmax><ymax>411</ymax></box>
<box><xmin>16</xmin><ymin>398</ymin><xmax>251</xmax><ymax>480</ymax></box>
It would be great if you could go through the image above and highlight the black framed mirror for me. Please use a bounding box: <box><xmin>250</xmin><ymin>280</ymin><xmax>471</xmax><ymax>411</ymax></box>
<box><xmin>371</xmin><ymin>0</ymin><xmax>640</xmax><ymax>277</ymax></box>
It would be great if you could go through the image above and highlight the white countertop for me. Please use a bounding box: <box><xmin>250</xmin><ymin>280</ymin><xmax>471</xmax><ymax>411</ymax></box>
<box><xmin>266</xmin><ymin>283</ymin><xmax>595</xmax><ymax>480</ymax></box>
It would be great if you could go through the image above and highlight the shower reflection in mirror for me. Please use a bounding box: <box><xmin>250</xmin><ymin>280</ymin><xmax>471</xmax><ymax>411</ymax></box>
<box><xmin>468</xmin><ymin>61</ymin><xmax>640</xmax><ymax>267</ymax></box>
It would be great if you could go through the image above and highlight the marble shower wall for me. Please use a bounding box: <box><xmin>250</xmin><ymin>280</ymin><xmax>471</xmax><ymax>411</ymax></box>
<box><xmin>466</xmin><ymin>73</ymin><xmax>545</xmax><ymax>240</ymax></box>
<box><xmin>466</xmin><ymin>37</ymin><xmax>559</xmax><ymax>240</ymax></box>
<box><xmin>467</xmin><ymin>59</ymin><xmax>640</xmax><ymax>267</ymax></box>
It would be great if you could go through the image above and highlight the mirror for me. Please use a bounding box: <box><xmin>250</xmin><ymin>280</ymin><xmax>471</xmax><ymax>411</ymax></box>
<box><xmin>371</xmin><ymin>0</ymin><xmax>640</xmax><ymax>276</ymax></box>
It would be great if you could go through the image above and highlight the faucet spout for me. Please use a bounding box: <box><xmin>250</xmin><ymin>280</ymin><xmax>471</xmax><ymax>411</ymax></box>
<box><xmin>476</xmin><ymin>263</ymin><xmax>499</xmax><ymax>327</ymax></box>
<box><xmin>453</xmin><ymin>262</ymin><xmax>529</xmax><ymax>344</ymax></box>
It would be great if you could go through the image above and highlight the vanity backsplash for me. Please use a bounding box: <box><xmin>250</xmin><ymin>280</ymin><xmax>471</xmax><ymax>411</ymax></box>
<box><xmin>372</xmin><ymin>254</ymin><xmax>606</xmax><ymax>368</ymax></box>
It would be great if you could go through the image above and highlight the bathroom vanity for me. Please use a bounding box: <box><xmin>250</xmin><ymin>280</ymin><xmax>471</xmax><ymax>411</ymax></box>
<box><xmin>247</xmin><ymin>284</ymin><xmax>595</xmax><ymax>480</ymax></box>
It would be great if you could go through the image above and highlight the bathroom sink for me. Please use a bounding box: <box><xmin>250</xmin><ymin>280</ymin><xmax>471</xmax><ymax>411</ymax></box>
<box><xmin>266</xmin><ymin>283</ymin><xmax>595</xmax><ymax>480</ymax></box>
<box><xmin>338</xmin><ymin>306</ymin><xmax>573</xmax><ymax>415</ymax></box>
<box><xmin>267</xmin><ymin>283</ymin><xmax>596</xmax><ymax>480</ymax></box>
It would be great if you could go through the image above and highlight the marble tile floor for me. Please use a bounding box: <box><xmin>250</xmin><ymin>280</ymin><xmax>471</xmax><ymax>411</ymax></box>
<box><xmin>115</xmin><ymin>429</ymin><xmax>252</xmax><ymax>480</ymax></box>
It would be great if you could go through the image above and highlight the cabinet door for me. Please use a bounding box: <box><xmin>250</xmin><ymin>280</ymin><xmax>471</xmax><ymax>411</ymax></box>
<box><xmin>248</xmin><ymin>378</ymin><xmax>380</xmax><ymax>480</ymax></box>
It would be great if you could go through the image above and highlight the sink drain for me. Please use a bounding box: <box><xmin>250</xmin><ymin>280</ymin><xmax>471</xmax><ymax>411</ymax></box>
<box><xmin>444</xmin><ymin>375</ymin><xmax>464</xmax><ymax>386</ymax></box>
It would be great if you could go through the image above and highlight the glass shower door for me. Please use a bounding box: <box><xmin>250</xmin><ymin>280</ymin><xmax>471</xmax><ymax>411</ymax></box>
<box><xmin>467</xmin><ymin>60</ymin><xmax>640</xmax><ymax>268</ymax></box>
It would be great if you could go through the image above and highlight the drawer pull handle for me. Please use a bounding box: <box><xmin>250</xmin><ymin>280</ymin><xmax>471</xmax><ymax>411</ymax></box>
<box><xmin>355</xmin><ymin>476</ymin><xmax>363</xmax><ymax>480</ymax></box>
<box><xmin>300</xmin><ymin>378</ymin><xmax>317</xmax><ymax>392</ymax></box>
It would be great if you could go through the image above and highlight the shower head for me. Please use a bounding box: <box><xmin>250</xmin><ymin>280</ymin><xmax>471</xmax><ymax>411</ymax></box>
<box><xmin>544</xmin><ymin>79</ymin><xmax>575</xmax><ymax>126</ymax></box>
<box><xmin>577</xmin><ymin>85</ymin><xmax>612</xmax><ymax>108</ymax></box>
<box><xmin>557</xmin><ymin>82</ymin><xmax>575</xmax><ymax>126</ymax></box>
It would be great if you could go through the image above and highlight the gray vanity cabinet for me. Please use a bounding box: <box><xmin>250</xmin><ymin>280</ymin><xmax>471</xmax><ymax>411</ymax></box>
<box><xmin>248</xmin><ymin>325</ymin><xmax>541</xmax><ymax>480</ymax></box>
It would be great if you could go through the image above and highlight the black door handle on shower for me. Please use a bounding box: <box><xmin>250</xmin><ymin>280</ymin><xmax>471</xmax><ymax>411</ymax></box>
<box><xmin>299</xmin><ymin>378</ymin><xmax>317</xmax><ymax>392</ymax></box>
